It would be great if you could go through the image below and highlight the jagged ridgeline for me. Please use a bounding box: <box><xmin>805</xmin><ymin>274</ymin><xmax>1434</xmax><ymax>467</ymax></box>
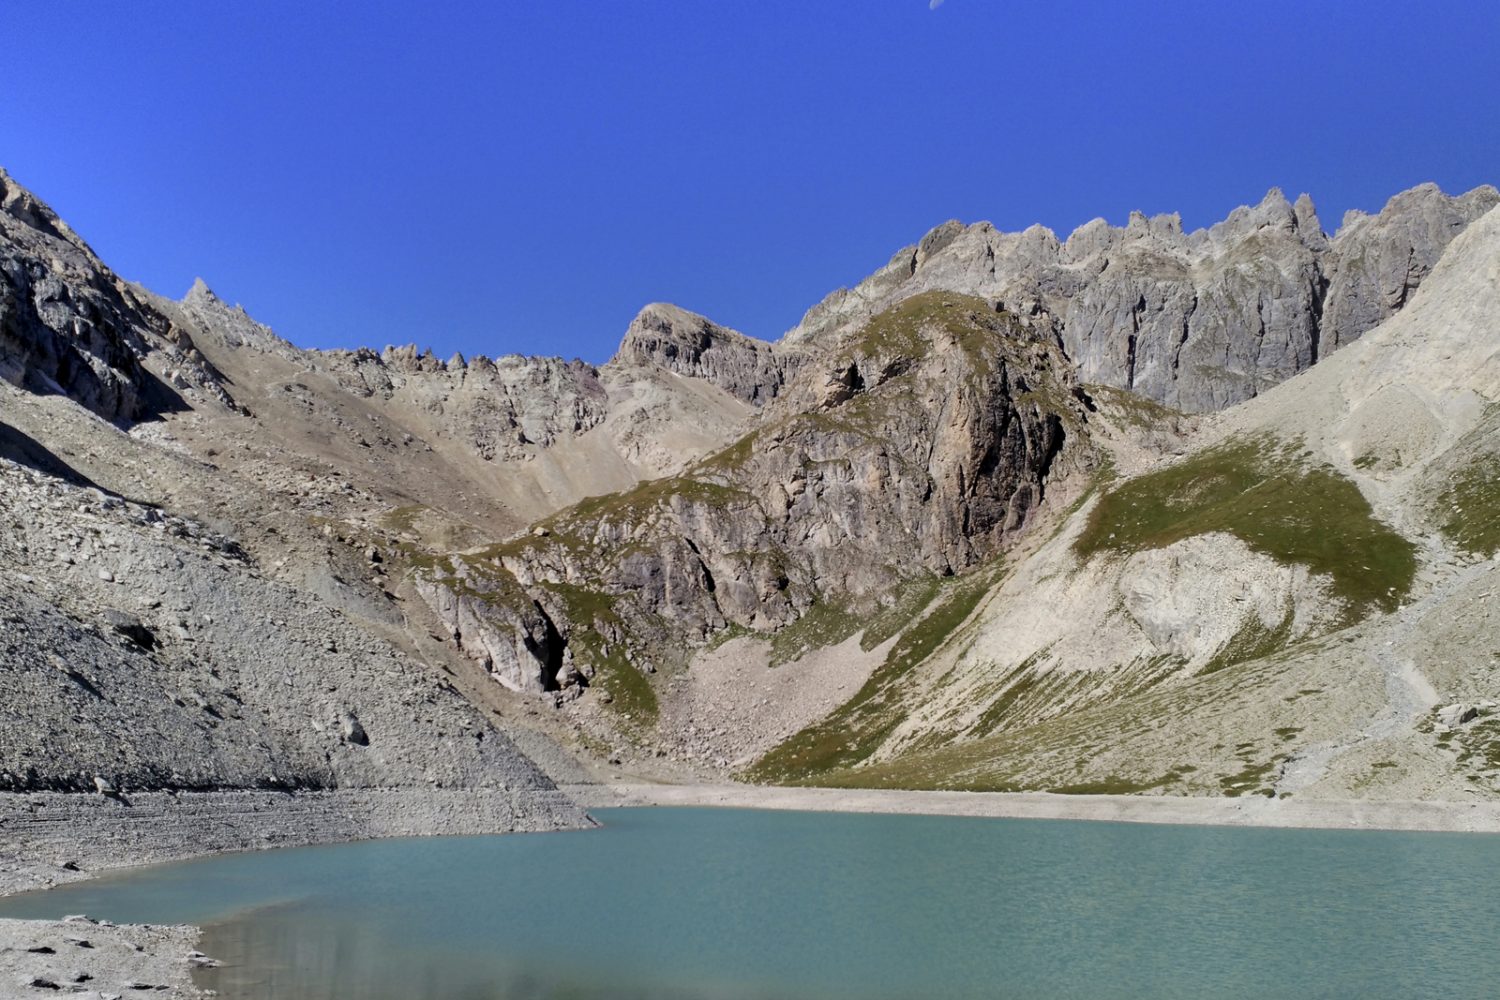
<box><xmin>2</xmin><ymin>162</ymin><xmax>1498</xmax><ymax>801</ymax></box>
<box><xmin>789</xmin><ymin>185</ymin><xmax>1499</xmax><ymax>410</ymax></box>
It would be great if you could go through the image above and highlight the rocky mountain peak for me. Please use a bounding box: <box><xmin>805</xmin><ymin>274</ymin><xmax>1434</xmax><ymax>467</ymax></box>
<box><xmin>184</xmin><ymin>276</ymin><xmax>218</xmax><ymax>305</ymax></box>
<box><xmin>1320</xmin><ymin>181</ymin><xmax>1500</xmax><ymax>350</ymax></box>
<box><xmin>0</xmin><ymin>167</ymin><xmax>74</xmax><ymax>245</ymax></box>
<box><xmin>1292</xmin><ymin>192</ymin><xmax>1322</xmax><ymax>236</ymax></box>
<box><xmin>611</xmin><ymin>301</ymin><xmax>793</xmax><ymax>406</ymax></box>
<box><xmin>0</xmin><ymin>171</ymin><xmax>174</xmax><ymax>422</ymax></box>
<box><xmin>914</xmin><ymin>220</ymin><xmax>966</xmax><ymax>268</ymax></box>
<box><xmin>1201</xmin><ymin>187</ymin><xmax>1300</xmax><ymax>245</ymax></box>
<box><xmin>177</xmin><ymin>274</ymin><xmax>293</xmax><ymax>356</ymax></box>
<box><xmin>624</xmin><ymin>301</ymin><xmax>719</xmax><ymax>339</ymax></box>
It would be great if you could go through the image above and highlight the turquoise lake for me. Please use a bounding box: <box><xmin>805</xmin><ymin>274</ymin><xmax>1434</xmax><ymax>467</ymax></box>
<box><xmin>1</xmin><ymin>806</ymin><xmax>1497</xmax><ymax>998</ymax></box>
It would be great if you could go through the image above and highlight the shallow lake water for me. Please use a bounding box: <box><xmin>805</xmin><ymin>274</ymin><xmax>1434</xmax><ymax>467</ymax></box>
<box><xmin>1</xmin><ymin>806</ymin><xmax>1498</xmax><ymax>998</ymax></box>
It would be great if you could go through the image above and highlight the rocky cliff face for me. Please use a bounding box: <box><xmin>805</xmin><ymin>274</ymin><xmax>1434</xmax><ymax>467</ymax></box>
<box><xmin>417</xmin><ymin>293</ymin><xmax>1089</xmax><ymax>699</ymax></box>
<box><xmin>611</xmin><ymin>302</ymin><xmax>801</xmax><ymax>405</ymax></box>
<box><xmin>786</xmin><ymin>184</ymin><xmax>1499</xmax><ymax>412</ymax></box>
<box><xmin>1319</xmin><ymin>183</ymin><xmax>1499</xmax><ymax>350</ymax></box>
<box><xmin>783</xmin><ymin>202</ymin><xmax>1500</xmax><ymax>801</ymax></box>
<box><xmin>179</xmin><ymin>276</ymin><xmax>610</xmax><ymax>461</ymax></box>
<box><xmin>0</xmin><ymin>169</ymin><xmax>186</xmax><ymax>423</ymax></box>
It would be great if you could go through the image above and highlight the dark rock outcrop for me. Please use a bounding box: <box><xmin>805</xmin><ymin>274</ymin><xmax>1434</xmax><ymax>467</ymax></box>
<box><xmin>1</xmin><ymin>169</ymin><xmax>159</xmax><ymax>422</ymax></box>
<box><xmin>0</xmin><ymin>170</ymin><xmax>241</xmax><ymax>423</ymax></box>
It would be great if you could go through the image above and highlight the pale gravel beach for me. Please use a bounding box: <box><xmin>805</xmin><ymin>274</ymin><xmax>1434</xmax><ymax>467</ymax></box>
<box><xmin>567</xmin><ymin>781</ymin><xmax>1500</xmax><ymax>834</ymax></box>
<box><xmin>0</xmin><ymin>917</ymin><xmax>203</xmax><ymax>1000</ymax></box>
<box><xmin>0</xmin><ymin>788</ymin><xmax>590</xmax><ymax>898</ymax></box>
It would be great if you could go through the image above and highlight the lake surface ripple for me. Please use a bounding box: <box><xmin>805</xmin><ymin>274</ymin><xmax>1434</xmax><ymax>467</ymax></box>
<box><xmin>1</xmin><ymin>806</ymin><xmax>1497</xmax><ymax>999</ymax></box>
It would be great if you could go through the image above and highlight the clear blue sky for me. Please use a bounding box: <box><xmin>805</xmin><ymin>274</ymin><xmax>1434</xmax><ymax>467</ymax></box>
<box><xmin>5</xmin><ymin>1</ymin><xmax>1497</xmax><ymax>363</ymax></box>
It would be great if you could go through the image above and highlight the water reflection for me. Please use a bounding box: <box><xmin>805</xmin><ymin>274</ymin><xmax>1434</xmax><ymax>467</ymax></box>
<box><xmin>198</xmin><ymin>900</ymin><xmax>804</xmax><ymax>1000</ymax></box>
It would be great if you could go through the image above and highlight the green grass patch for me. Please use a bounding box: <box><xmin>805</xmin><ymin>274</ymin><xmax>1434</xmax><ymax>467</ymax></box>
<box><xmin>1219</xmin><ymin>758</ymin><xmax>1282</xmax><ymax>796</ymax></box>
<box><xmin>705</xmin><ymin>622</ymin><xmax>753</xmax><ymax>651</ymax></box>
<box><xmin>1074</xmin><ymin>436</ymin><xmax>1417</xmax><ymax>619</ymax></box>
<box><xmin>846</xmin><ymin>291</ymin><xmax>998</xmax><ymax>361</ymax></box>
<box><xmin>564</xmin><ymin>476</ymin><xmax>756</xmax><ymax>526</ymax></box>
<box><xmin>747</xmin><ymin>567</ymin><xmax>997</xmax><ymax>783</ymax></box>
<box><xmin>1083</xmin><ymin>384</ymin><xmax>1187</xmax><ymax>432</ymax></box>
<box><xmin>834</xmin><ymin>291</ymin><xmax>1057</xmax><ymax>400</ymax></box>
<box><xmin>537</xmin><ymin>580</ymin><xmax>620</xmax><ymax>627</ymax></box>
<box><xmin>763</xmin><ymin>575</ymin><xmax>947</xmax><ymax>667</ymax></box>
<box><xmin>382</xmin><ymin>504</ymin><xmax>426</xmax><ymax>535</ymax></box>
<box><xmin>694</xmin><ymin>428</ymin><xmax>762</xmax><ymax>474</ymax></box>
<box><xmin>583</xmin><ymin>639</ymin><xmax>658</xmax><ymax>724</ymax></box>
<box><xmin>1452</xmin><ymin>718</ymin><xmax>1500</xmax><ymax>772</ymax></box>
<box><xmin>768</xmin><ymin>597</ymin><xmax>859</xmax><ymax>666</ymax></box>
<box><xmin>1051</xmin><ymin>764</ymin><xmax>1199</xmax><ymax>796</ymax></box>
<box><xmin>485</xmin><ymin>474</ymin><xmax>763</xmax><ymax>568</ymax></box>
<box><xmin>859</xmin><ymin>576</ymin><xmax>947</xmax><ymax>651</ymax></box>
<box><xmin>1435</xmin><ymin>455</ymin><xmax>1500</xmax><ymax>557</ymax></box>
<box><xmin>801</xmin><ymin>644</ymin><xmax>1301</xmax><ymax>794</ymax></box>
<box><xmin>404</xmin><ymin>547</ymin><xmax>535</xmax><ymax>607</ymax></box>
<box><xmin>1200</xmin><ymin>607</ymin><xmax>1297</xmax><ymax>675</ymax></box>
<box><xmin>969</xmin><ymin>661</ymin><xmax>1043</xmax><ymax>739</ymax></box>
<box><xmin>531</xmin><ymin>581</ymin><xmax>658</xmax><ymax>724</ymax></box>
<box><xmin>1217</xmin><ymin>739</ymin><xmax>1287</xmax><ymax>797</ymax></box>
<box><xmin>966</xmin><ymin>668</ymin><xmax>1038</xmax><ymax>740</ymax></box>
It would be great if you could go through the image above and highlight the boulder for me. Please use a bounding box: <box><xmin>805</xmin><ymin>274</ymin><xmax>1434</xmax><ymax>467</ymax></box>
<box><xmin>339</xmin><ymin>712</ymin><xmax>369</xmax><ymax>746</ymax></box>
<box><xmin>100</xmin><ymin>609</ymin><xmax>156</xmax><ymax>649</ymax></box>
<box><xmin>1436</xmin><ymin>703</ymin><xmax>1481</xmax><ymax>728</ymax></box>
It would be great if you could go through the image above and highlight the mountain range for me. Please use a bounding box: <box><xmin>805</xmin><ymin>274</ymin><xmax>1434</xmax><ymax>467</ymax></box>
<box><xmin>2</xmin><ymin>165</ymin><xmax>1497</xmax><ymax>811</ymax></box>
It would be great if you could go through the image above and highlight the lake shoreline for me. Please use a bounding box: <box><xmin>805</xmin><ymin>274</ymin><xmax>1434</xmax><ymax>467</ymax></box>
<box><xmin>0</xmin><ymin>787</ymin><xmax>590</xmax><ymax>898</ymax></box>
<box><xmin>567</xmin><ymin>781</ymin><xmax>1500</xmax><ymax>834</ymax></box>
<box><xmin>4</xmin><ymin>783</ymin><xmax>1496</xmax><ymax>902</ymax></box>
<box><xmin>0</xmin><ymin>915</ymin><xmax>204</xmax><ymax>999</ymax></box>
<box><xmin>6</xmin><ymin>797</ymin><xmax>1500</xmax><ymax>998</ymax></box>
<box><xmin>2</xmin><ymin>783</ymin><xmax>1497</xmax><ymax>997</ymax></box>
<box><xmin>0</xmin><ymin>787</ymin><xmax>590</xmax><ymax>999</ymax></box>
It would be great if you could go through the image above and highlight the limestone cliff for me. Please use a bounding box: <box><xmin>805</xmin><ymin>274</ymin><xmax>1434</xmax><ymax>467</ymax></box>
<box><xmin>786</xmin><ymin>184</ymin><xmax>1498</xmax><ymax>412</ymax></box>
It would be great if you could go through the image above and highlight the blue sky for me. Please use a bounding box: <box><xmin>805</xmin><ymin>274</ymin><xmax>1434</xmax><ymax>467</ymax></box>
<box><xmin>5</xmin><ymin>1</ymin><xmax>1497</xmax><ymax>363</ymax></box>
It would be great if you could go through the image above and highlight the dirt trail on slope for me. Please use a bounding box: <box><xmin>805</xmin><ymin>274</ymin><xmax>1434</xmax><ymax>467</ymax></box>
<box><xmin>1273</xmin><ymin>555</ymin><xmax>1491</xmax><ymax>795</ymax></box>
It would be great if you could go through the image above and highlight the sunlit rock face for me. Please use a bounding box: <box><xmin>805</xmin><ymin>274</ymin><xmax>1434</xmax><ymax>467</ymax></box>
<box><xmin>785</xmin><ymin>183</ymin><xmax>1499</xmax><ymax>412</ymax></box>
